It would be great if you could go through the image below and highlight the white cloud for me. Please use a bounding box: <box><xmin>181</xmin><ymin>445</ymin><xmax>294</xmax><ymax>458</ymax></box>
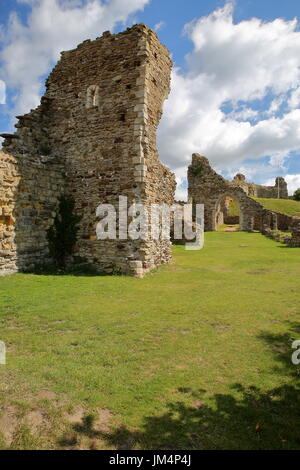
<box><xmin>0</xmin><ymin>81</ymin><xmax>6</xmax><ymax>104</ymax></box>
<box><xmin>158</xmin><ymin>3</ymin><xmax>300</xmax><ymax>190</ymax></box>
<box><xmin>288</xmin><ymin>86</ymin><xmax>300</xmax><ymax>110</ymax></box>
<box><xmin>154</xmin><ymin>21</ymin><xmax>165</xmax><ymax>32</ymax></box>
<box><xmin>0</xmin><ymin>0</ymin><xmax>149</xmax><ymax>116</ymax></box>
<box><xmin>285</xmin><ymin>174</ymin><xmax>300</xmax><ymax>195</ymax></box>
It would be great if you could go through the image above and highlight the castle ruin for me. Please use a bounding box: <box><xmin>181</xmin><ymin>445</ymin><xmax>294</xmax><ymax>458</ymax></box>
<box><xmin>0</xmin><ymin>24</ymin><xmax>176</xmax><ymax>277</ymax></box>
<box><xmin>230</xmin><ymin>173</ymin><xmax>288</xmax><ymax>199</ymax></box>
<box><xmin>188</xmin><ymin>154</ymin><xmax>300</xmax><ymax>246</ymax></box>
<box><xmin>1</xmin><ymin>25</ymin><xmax>299</xmax><ymax>279</ymax></box>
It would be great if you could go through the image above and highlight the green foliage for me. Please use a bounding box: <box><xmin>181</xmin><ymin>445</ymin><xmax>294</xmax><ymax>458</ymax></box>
<box><xmin>293</xmin><ymin>188</ymin><xmax>300</xmax><ymax>201</ymax></box>
<box><xmin>47</xmin><ymin>195</ymin><xmax>82</xmax><ymax>267</ymax></box>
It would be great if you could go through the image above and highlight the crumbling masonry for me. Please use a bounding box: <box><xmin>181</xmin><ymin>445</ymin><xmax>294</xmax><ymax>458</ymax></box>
<box><xmin>0</xmin><ymin>24</ymin><xmax>176</xmax><ymax>277</ymax></box>
<box><xmin>230</xmin><ymin>173</ymin><xmax>288</xmax><ymax>199</ymax></box>
<box><xmin>188</xmin><ymin>154</ymin><xmax>300</xmax><ymax>246</ymax></box>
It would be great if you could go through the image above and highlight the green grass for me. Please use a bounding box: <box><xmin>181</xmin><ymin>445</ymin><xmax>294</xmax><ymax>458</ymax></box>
<box><xmin>252</xmin><ymin>197</ymin><xmax>300</xmax><ymax>217</ymax></box>
<box><xmin>0</xmin><ymin>232</ymin><xmax>300</xmax><ymax>450</ymax></box>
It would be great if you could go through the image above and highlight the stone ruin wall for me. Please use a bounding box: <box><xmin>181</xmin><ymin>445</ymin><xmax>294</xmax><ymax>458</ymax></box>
<box><xmin>187</xmin><ymin>154</ymin><xmax>300</xmax><ymax>240</ymax></box>
<box><xmin>230</xmin><ymin>173</ymin><xmax>288</xmax><ymax>199</ymax></box>
<box><xmin>188</xmin><ymin>154</ymin><xmax>267</xmax><ymax>232</ymax></box>
<box><xmin>0</xmin><ymin>149</ymin><xmax>64</xmax><ymax>276</ymax></box>
<box><xmin>0</xmin><ymin>153</ymin><xmax>19</xmax><ymax>275</ymax></box>
<box><xmin>0</xmin><ymin>24</ymin><xmax>176</xmax><ymax>277</ymax></box>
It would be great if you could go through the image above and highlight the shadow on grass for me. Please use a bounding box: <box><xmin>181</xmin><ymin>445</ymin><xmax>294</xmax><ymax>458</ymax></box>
<box><xmin>96</xmin><ymin>322</ymin><xmax>300</xmax><ymax>450</ymax></box>
<box><xmin>23</xmin><ymin>263</ymin><xmax>123</xmax><ymax>277</ymax></box>
<box><xmin>95</xmin><ymin>383</ymin><xmax>300</xmax><ymax>450</ymax></box>
<box><xmin>277</xmin><ymin>245</ymin><xmax>299</xmax><ymax>249</ymax></box>
<box><xmin>58</xmin><ymin>321</ymin><xmax>300</xmax><ymax>450</ymax></box>
<box><xmin>58</xmin><ymin>414</ymin><xmax>100</xmax><ymax>447</ymax></box>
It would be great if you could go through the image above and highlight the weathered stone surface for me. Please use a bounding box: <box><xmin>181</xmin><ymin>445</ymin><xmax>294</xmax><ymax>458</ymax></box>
<box><xmin>230</xmin><ymin>173</ymin><xmax>288</xmax><ymax>199</ymax></box>
<box><xmin>289</xmin><ymin>219</ymin><xmax>300</xmax><ymax>247</ymax></box>
<box><xmin>0</xmin><ymin>24</ymin><xmax>176</xmax><ymax>277</ymax></box>
<box><xmin>188</xmin><ymin>154</ymin><xmax>266</xmax><ymax>231</ymax></box>
<box><xmin>187</xmin><ymin>154</ymin><xmax>298</xmax><ymax>236</ymax></box>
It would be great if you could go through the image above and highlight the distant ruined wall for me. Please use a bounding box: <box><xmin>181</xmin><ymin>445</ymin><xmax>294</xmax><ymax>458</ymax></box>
<box><xmin>187</xmin><ymin>154</ymin><xmax>291</xmax><ymax>234</ymax></box>
<box><xmin>230</xmin><ymin>173</ymin><xmax>288</xmax><ymax>199</ymax></box>
<box><xmin>0</xmin><ymin>24</ymin><xmax>176</xmax><ymax>277</ymax></box>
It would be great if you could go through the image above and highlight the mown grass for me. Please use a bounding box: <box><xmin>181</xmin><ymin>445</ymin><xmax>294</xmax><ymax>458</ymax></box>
<box><xmin>252</xmin><ymin>197</ymin><xmax>300</xmax><ymax>217</ymax></box>
<box><xmin>0</xmin><ymin>232</ymin><xmax>300</xmax><ymax>450</ymax></box>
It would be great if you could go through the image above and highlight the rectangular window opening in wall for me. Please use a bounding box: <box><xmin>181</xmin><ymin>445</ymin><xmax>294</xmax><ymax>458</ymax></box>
<box><xmin>86</xmin><ymin>85</ymin><xmax>99</xmax><ymax>109</ymax></box>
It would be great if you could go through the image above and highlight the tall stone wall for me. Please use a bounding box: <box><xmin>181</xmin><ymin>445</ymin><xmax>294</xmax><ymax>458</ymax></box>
<box><xmin>0</xmin><ymin>152</ymin><xmax>19</xmax><ymax>275</ymax></box>
<box><xmin>0</xmin><ymin>24</ymin><xmax>176</xmax><ymax>277</ymax></box>
<box><xmin>0</xmin><ymin>105</ymin><xmax>65</xmax><ymax>275</ymax></box>
<box><xmin>230</xmin><ymin>173</ymin><xmax>288</xmax><ymax>199</ymax></box>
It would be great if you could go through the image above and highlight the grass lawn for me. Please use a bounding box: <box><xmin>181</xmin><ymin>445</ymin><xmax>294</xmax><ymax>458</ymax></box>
<box><xmin>0</xmin><ymin>232</ymin><xmax>300</xmax><ymax>450</ymax></box>
<box><xmin>252</xmin><ymin>197</ymin><xmax>300</xmax><ymax>217</ymax></box>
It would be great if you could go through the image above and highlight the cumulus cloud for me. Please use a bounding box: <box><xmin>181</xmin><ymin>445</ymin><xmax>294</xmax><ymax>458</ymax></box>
<box><xmin>288</xmin><ymin>86</ymin><xmax>300</xmax><ymax>110</ymax></box>
<box><xmin>0</xmin><ymin>0</ymin><xmax>149</xmax><ymax>116</ymax></box>
<box><xmin>285</xmin><ymin>175</ymin><xmax>300</xmax><ymax>195</ymax></box>
<box><xmin>0</xmin><ymin>80</ymin><xmax>6</xmax><ymax>104</ymax></box>
<box><xmin>158</xmin><ymin>3</ymin><xmax>300</xmax><ymax>199</ymax></box>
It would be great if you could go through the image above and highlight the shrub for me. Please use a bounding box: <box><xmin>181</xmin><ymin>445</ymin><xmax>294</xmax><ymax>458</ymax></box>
<box><xmin>47</xmin><ymin>195</ymin><xmax>82</xmax><ymax>267</ymax></box>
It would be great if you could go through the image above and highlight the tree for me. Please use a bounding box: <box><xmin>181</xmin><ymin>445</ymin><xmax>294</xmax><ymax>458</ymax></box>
<box><xmin>47</xmin><ymin>195</ymin><xmax>82</xmax><ymax>267</ymax></box>
<box><xmin>293</xmin><ymin>188</ymin><xmax>300</xmax><ymax>201</ymax></box>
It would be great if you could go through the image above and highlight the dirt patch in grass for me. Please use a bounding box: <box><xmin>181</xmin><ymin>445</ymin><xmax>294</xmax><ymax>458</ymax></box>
<box><xmin>0</xmin><ymin>406</ymin><xmax>19</xmax><ymax>444</ymax></box>
<box><xmin>58</xmin><ymin>406</ymin><xmax>114</xmax><ymax>449</ymax></box>
<box><xmin>212</xmin><ymin>323</ymin><xmax>231</xmax><ymax>330</ymax></box>
<box><xmin>247</xmin><ymin>269</ymin><xmax>270</xmax><ymax>275</ymax></box>
<box><xmin>37</xmin><ymin>390</ymin><xmax>57</xmax><ymax>401</ymax></box>
<box><xmin>0</xmin><ymin>401</ymin><xmax>114</xmax><ymax>450</ymax></box>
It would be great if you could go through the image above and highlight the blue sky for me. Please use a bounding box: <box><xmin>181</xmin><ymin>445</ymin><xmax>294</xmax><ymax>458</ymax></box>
<box><xmin>1</xmin><ymin>0</ymin><xmax>300</xmax><ymax>198</ymax></box>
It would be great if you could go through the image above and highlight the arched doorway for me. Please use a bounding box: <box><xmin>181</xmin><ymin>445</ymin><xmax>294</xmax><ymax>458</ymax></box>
<box><xmin>214</xmin><ymin>194</ymin><xmax>241</xmax><ymax>231</ymax></box>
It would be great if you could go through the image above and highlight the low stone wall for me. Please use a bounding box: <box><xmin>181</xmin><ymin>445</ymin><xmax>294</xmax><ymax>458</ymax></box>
<box><xmin>289</xmin><ymin>219</ymin><xmax>300</xmax><ymax>247</ymax></box>
<box><xmin>276</xmin><ymin>212</ymin><xmax>294</xmax><ymax>231</ymax></box>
